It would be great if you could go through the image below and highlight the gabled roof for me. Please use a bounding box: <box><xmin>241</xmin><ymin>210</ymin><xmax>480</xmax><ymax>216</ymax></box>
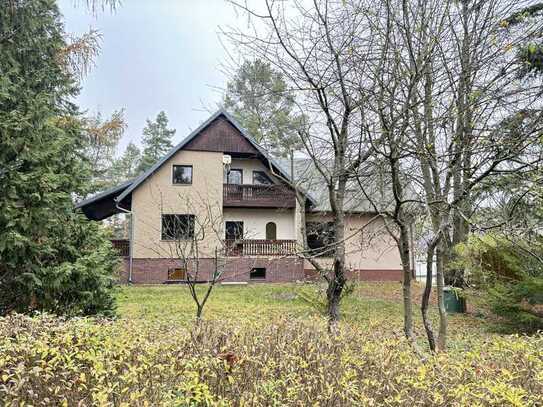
<box><xmin>115</xmin><ymin>109</ymin><xmax>295</xmax><ymax>204</ymax></box>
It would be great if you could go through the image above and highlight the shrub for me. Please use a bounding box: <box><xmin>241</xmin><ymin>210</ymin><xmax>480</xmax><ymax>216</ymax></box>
<box><xmin>0</xmin><ymin>314</ymin><xmax>541</xmax><ymax>406</ymax></box>
<box><xmin>0</xmin><ymin>219</ymin><xmax>118</xmax><ymax>317</ymax></box>
<box><xmin>455</xmin><ymin>233</ymin><xmax>543</xmax><ymax>332</ymax></box>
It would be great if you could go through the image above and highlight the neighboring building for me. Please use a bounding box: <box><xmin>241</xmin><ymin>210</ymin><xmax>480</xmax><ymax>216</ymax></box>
<box><xmin>76</xmin><ymin>110</ymin><xmax>409</xmax><ymax>283</ymax></box>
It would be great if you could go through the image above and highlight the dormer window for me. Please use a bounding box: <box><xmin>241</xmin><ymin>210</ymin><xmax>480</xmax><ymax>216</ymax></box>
<box><xmin>173</xmin><ymin>165</ymin><xmax>192</xmax><ymax>185</ymax></box>
<box><xmin>253</xmin><ymin>170</ymin><xmax>273</xmax><ymax>185</ymax></box>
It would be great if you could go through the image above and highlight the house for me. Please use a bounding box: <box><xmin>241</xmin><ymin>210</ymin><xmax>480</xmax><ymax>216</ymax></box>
<box><xmin>76</xmin><ymin>110</ymin><xmax>409</xmax><ymax>283</ymax></box>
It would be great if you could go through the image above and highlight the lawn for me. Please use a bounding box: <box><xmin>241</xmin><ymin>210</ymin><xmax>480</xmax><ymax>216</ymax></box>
<box><xmin>1</xmin><ymin>282</ymin><xmax>542</xmax><ymax>406</ymax></box>
<box><xmin>117</xmin><ymin>282</ymin><xmax>488</xmax><ymax>341</ymax></box>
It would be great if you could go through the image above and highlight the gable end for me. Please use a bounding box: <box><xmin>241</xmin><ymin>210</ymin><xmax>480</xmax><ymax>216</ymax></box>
<box><xmin>184</xmin><ymin>116</ymin><xmax>259</xmax><ymax>155</ymax></box>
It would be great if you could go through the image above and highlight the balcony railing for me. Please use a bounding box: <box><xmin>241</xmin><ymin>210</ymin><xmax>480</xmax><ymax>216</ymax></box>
<box><xmin>111</xmin><ymin>239</ymin><xmax>129</xmax><ymax>257</ymax></box>
<box><xmin>225</xmin><ymin>239</ymin><xmax>297</xmax><ymax>257</ymax></box>
<box><xmin>223</xmin><ymin>184</ymin><xmax>296</xmax><ymax>208</ymax></box>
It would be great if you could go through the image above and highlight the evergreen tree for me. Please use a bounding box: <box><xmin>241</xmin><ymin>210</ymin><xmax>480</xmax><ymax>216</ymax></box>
<box><xmin>223</xmin><ymin>59</ymin><xmax>302</xmax><ymax>157</ymax></box>
<box><xmin>138</xmin><ymin>111</ymin><xmax>175</xmax><ymax>172</ymax></box>
<box><xmin>110</xmin><ymin>142</ymin><xmax>142</xmax><ymax>182</ymax></box>
<box><xmin>0</xmin><ymin>0</ymin><xmax>117</xmax><ymax>316</ymax></box>
<box><xmin>82</xmin><ymin>110</ymin><xmax>126</xmax><ymax>193</ymax></box>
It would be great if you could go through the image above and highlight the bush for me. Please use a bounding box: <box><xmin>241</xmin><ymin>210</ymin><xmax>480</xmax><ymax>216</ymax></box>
<box><xmin>0</xmin><ymin>314</ymin><xmax>541</xmax><ymax>406</ymax></box>
<box><xmin>0</xmin><ymin>217</ymin><xmax>118</xmax><ymax>317</ymax></box>
<box><xmin>455</xmin><ymin>233</ymin><xmax>543</xmax><ymax>332</ymax></box>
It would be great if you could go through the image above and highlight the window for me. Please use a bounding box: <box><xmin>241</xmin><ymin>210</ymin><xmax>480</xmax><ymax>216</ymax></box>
<box><xmin>225</xmin><ymin>168</ymin><xmax>243</xmax><ymax>184</ymax></box>
<box><xmin>168</xmin><ymin>268</ymin><xmax>186</xmax><ymax>280</ymax></box>
<box><xmin>253</xmin><ymin>170</ymin><xmax>273</xmax><ymax>185</ymax></box>
<box><xmin>161</xmin><ymin>214</ymin><xmax>195</xmax><ymax>240</ymax></box>
<box><xmin>225</xmin><ymin>221</ymin><xmax>244</xmax><ymax>240</ymax></box>
<box><xmin>306</xmin><ymin>221</ymin><xmax>336</xmax><ymax>257</ymax></box>
<box><xmin>250</xmin><ymin>267</ymin><xmax>266</xmax><ymax>280</ymax></box>
<box><xmin>172</xmin><ymin>165</ymin><xmax>192</xmax><ymax>184</ymax></box>
<box><xmin>265</xmin><ymin>222</ymin><xmax>277</xmax><ymax>240</ymax></box>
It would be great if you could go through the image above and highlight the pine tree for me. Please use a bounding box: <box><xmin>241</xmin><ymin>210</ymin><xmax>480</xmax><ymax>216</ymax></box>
<box><xmin>223</xmin><ymin>59</ymin><xmax>302</xmax><ymax>157</ymax></box>
<box><xmin>138</xmin><ymin>111</ymin><xmax>175</xmax><ymax>172</ymax></box>
<box><xmin>110</xmin><ymin>142</ymin><xmax>142</xmax><ymax>183</ymax></box>
<box><xmin>82</xmin><ymin>110</ymin><xmax>126</xmax><ymax>193</ymax></box>
<box><xmin>0</xmin><ymin>0</ymin><xmax>117</xmax><ymax>316</ymax></box>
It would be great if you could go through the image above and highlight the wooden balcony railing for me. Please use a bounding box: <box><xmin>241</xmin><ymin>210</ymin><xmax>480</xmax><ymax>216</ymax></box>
<box><xmin>223</xmin><ymin>184</ymin><xmax>296</xmax><ymax>208</ymax></box>
<box><xmin>111</xmin><ymin>239</ymin><xmax>129</xmax><ymax>257</ymax></box>
<box><xmin>225</xmin><ymin>239</ymin><xmax>297</xmax><ymax>257</ymax></box>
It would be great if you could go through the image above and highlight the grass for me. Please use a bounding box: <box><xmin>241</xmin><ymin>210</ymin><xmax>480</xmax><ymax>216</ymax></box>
<box><xmin>116</xmin><ymin>282</ymin><xmax>490</xmax><ymax>342</ymax></box>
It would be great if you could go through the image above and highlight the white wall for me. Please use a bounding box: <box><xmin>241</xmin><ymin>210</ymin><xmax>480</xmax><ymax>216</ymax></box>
<box><xmin>223</xmin><ymin>208</ymin><xmax>295</xmax><ymax>239</ymax></box>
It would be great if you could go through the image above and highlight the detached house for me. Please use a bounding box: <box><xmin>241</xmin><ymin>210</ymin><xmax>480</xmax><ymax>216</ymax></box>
<box><xmin>76</xmin><ymin>110</ymin><xmax>408</xmax><ymax>283</ymax></box>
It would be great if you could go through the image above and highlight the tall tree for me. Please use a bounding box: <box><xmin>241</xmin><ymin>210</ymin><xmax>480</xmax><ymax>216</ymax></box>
<box><xmin>0</xmin><ymin>0</ymin><xmax>117</xmax><ymax>316</ymax></box>
<box><xmin>111</xmin><ymin>142</ymin><xmax>142</xmax><ymax>182</ymax></box>
<box><xmin>138</xmin><ymin>111</ymin><xmax>175</xmax><ymax>173</ymax></box>
<box><xmin>223</xmin><ymin>59</ymin><xmax>302</xmax><ymax>157</ymax></box>
<box><xmin>228</xmin><ymin>0</ymin><xmax>373</xmax><ymax>329</ymax></box>
<box><xmin>82</xmin><ymin>110</ymin><xmax>126</xmax><ymax>193</ymax></box>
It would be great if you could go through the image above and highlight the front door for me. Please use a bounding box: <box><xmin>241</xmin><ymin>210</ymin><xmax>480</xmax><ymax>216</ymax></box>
<box><xmin>225</xmin><ymin>221</ymin><xmax>244</xmax><ymax>255</ymax></box>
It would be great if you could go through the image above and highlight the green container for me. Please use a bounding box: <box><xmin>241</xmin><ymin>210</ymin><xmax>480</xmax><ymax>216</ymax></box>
<box><xmin>444</xmin><ymin>287</ymin><xmax>466</xmax><ymax>313</ymax></box>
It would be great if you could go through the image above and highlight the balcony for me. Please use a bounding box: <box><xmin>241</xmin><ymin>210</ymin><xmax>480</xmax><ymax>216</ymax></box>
<box><xmin>225</xmin><ymin>239</ymin><xmax>297</xmax><ymax>257</ymax></box>
<box><xmin>223</xmin><ymin>184</ymin><xmax>296</xmax><ymax>208</ymax></box>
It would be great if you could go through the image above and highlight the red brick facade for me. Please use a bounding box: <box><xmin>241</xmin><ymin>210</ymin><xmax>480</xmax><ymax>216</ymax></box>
<box><xmin>303</xmin><ymin>268</ymin><xmax>402</xmax><ymax>282</ymax></box>
<box><xmin>118</xmin><ymin>257</ymin><xmax>305</xmax><ymax>284</ymax></box>
<box><xmin>118</xmin><ymin>257</ymin><xmax>402</xmax><ymax>284</ymax></box>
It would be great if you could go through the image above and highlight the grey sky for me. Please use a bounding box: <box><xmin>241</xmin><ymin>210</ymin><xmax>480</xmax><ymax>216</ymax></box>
<box><xmin>59</xmin><ymin>0</ymin><xmax>243</xmax><ymax>152</ymax></box>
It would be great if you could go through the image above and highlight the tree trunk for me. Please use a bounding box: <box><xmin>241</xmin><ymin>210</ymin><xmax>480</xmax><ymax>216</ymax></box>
<box><xmin>436</xmin><ymin>244</ymin><xmax>448</xmax><ymax>352</ymax></box>
<box><xmin>326</xmin><ymin>270</ymin><xmax>344</xmax><ymax>332</ymax></box>
<box><xmin>421</xmin><ymin>241</ymin><xmax>437</xmax><ymax>352</ymax></box>
<box><xmin>399</xmin><ymin>224</ymin><xmax>414</xmax><ymax>339</ymax></box>
<box><xmin>196</xmin><ymin>303</ymin><xmax>204</xmax><ymax>322</ymax></box>
<box><xmin>327</xmin><ymin>191</ymin><xmax>347</xmax><ymax>328</ymax></box>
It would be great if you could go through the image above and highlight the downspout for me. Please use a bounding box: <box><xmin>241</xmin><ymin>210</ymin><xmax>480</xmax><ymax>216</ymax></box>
<box><xmin>115</xmin><ymin>200</ymin><xmax>134</xmax><ymax>284</ymax></box>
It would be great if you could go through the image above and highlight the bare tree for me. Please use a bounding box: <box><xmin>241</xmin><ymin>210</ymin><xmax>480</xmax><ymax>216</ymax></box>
<box><xmin>137</xmin><ymin>191</ymin><xmax>259</xmax><ymax>321</ymax></box>
<box><xmin>409</xmin><ymin>0</ymin><xmax>543</xmax><ymax>350</ymax></box>
<box><xmin>348</xmin><ymin>0</ymin><xmax>543</xmax><ymax>351</ymax></box>
<box><xmin>226</xmin><ymin>0</ymin><xmax>376</xmax><ymax>329</ymax></box>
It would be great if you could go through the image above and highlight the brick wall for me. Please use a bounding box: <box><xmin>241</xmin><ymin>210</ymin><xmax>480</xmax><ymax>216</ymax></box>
<box><xmin>304</xmin><ymin>268</ymin><xmax>403</xmax><ymax>282</ymax></box>
<box><xmin>118</xmin><ymin>258</ymin><xmax>402</xmax><ymax>284</ymax></box>
<box><xmin>118</xmin><ymin>257</ymin><xmax>305</xmax><ymax>284</ymax></box>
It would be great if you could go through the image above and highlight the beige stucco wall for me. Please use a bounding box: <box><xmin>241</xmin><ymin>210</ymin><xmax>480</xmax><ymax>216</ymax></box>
<box><xmin>228</xmin><ymin>158</ymin><xmax>279</xmax><ymax>184</ymax></box>
<box><xmin>223</xmin><ymin>208</ymin><xmax>295</xmax><ymax>240</ymax></box>
<box><xmin>304</xmin><ymin>213</ymin><xmax>401</xmax><ymax>271</ymax></box>
<box><xmin>129</xmin><ymin>148</ymin><xmax>400</xmax><ymax>270</ymax></box>
<box><xmin>132</xmin><ymin>150</ymin><xmax>224</xmax><ymax>258</ymax></box>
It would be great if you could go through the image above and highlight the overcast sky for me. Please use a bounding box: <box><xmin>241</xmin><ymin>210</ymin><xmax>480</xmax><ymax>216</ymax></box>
<box><xmin>59</xmin><ymin>0</ymin><xmax>244</xmax><ymax>152</ymax></box>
